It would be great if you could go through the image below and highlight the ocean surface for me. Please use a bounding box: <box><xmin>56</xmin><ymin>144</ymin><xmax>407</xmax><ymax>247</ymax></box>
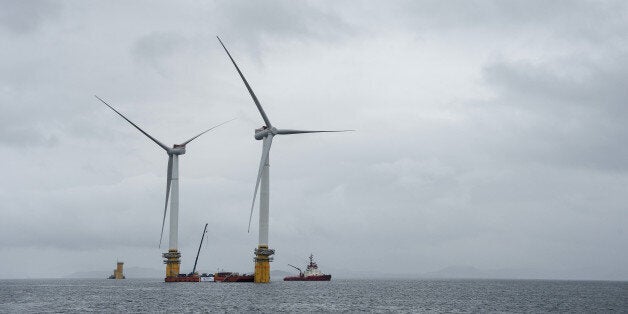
<box><xmin>0</xmin><ymin>278</ymin><xmax>626</xmax><ymax>312</ymax></box>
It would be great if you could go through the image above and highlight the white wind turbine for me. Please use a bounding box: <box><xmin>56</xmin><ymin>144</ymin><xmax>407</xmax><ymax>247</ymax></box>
<box><xmin>95</xmin><ymin>95</ymin><xmax>233</xmax><ymax>277</ymax></box>
<box><xmin>217</xmin><ymin>37</ymin><xmax>352</xmax><ymax>282</ymax></box>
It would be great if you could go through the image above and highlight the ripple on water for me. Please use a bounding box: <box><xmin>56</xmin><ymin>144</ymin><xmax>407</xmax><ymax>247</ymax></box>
<box><xmin>0</xmin><ymin>278</ymin><xmax>626</xmax><ymax>312</ymax></box>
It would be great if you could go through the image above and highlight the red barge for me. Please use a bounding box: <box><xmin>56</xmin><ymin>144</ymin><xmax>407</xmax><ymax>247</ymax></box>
<box><xmin>160</xmin><ymin>224</ymin><xmax>254</xmax><ymax>283</ymax></box>
<box><xmin>214</xmin><ymin>272</ymin><xmax>254</xmax><ymax>282</ymax></box>
<box><xmin>284</xmin><ymin>254</ymin><xmax>331</xmax><ymax>281</ymax></box>
<box><xmin>165</xmin><ymin>275</ymin><xmax>201</xmax><ymax>282</ymax></box>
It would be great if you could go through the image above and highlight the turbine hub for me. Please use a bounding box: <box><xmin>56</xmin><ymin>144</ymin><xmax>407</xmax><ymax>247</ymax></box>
<box><xmin>254</xmin><ymin>126</ymin><xmax>270</xmax><ymax>140</ymax></box>
<box><xmin>171</xmin><ymin>145</ymin><xmax>186</xmax><ymax>155</ymax></box>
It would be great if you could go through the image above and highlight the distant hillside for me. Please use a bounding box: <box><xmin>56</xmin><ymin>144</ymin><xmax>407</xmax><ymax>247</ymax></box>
<box><xmin>422</xmin><ymin>266</ymin><xmax>487</xmax><ymax>279</ymax></box>
<box><xmin>65</xmin><ymin>268</ymin><xmax>294</xmax><ymax>279</ymax></box>
<box><xmin>323</xmin><ymin>266</ymin><xmax>532</xmax><ymax>280</ymax></box>
<box><xmin>62</xmin><ymin>265</ymin><xmax>627</xmax><ymax>281</ymax></box>
<box><xmin>65</xmin><ymin>266</ymin><xmax>162</xmax><ymax>279</ymax></box>
<box><xmin>64</xmin><ymin>270</ymin><xmax>109</xmax><ymax>279</ymax></box>
<box><xmin>270</xmin><ymin>269</ymin><xmax>292</xmax><ymax>279</ymax></box>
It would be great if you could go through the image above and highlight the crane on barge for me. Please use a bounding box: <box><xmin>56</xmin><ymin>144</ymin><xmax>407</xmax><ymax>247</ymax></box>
<box><xmin>191</xmin><ymin>223</ymin><xmax>208</xmax><ymax>276</ymax></box>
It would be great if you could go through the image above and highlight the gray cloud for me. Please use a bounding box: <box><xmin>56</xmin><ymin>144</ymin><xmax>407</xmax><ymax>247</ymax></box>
<box><xmin>214</xmin><ymin>1</ymin><xmax>353</xmax><ymax>46</ymax></box>
<box><xmin>389</xmin><ymin>0</ymin><xmax>628</xmax><ymax>36</ymax></box>
<box><xmin>132</xmin><ymin>32</ymin><xmax>189</xmax><ymax>76</ymax></box>
<box><xmin>0</xmin><ymin>0</ymin><xmax>60</xmax><ymax>34</ymax></box>
<box><xmin>1</xmin><ymin>1</ymin><xmax>627</xmax><ymax>280</ymax></box>
<box><xmin>481</xmin><ymin>51</ymin><xmax>628</xmax><ymax>171</ymax></box>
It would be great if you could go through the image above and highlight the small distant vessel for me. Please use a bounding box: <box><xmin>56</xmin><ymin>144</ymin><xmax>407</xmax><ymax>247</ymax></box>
<box><xmin>284</xmin><ymin>254</ymin><xmax>331</xmax><ymax>281</ymax></box>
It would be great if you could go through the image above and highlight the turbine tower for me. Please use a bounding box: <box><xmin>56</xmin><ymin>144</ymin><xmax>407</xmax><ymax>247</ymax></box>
<box><xmin>217</xmin><ymin>37</ymin><xmax>352</xmax><ymax>283</ymax></box>
<box><xmin>95</xmin><ymin>95</ymin><xmax>232</xmax><ymax>280</ymax></box>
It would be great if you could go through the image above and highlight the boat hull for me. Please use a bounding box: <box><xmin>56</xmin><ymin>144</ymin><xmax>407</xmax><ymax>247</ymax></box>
<box><xmin>164</xmin><ymin>276</ymin><xmax>201</xmax><ymax>282</ymax></box>
<box><xmin>214</xmin><ymin>272</ymin><xmax>255</xmax><ymax>282</ymax></box>
<box><xmin>222</xmin><ymin>275</ymin><xmax>254</xmax><ymax>282</ymax></box>
<box><xmin>213</xmin><ymin>272</ymin><xmax>232</xmax><ymax>282</ymax></box>
<box><xmin>284</xmin><ymin>275</ymin><xmax>331</xmax><ymax>281</ymax></box>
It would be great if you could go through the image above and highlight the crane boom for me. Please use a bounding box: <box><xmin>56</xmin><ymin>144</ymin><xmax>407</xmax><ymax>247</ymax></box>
<box><xmin>192</xmin><ymin>223</ymin><xmax>208</xmax><ymax>275</ymax></box>
<box><xmin>288</xmin><ymin>264</ymin><xmax>303</xmax><ymax>276</ymax></box>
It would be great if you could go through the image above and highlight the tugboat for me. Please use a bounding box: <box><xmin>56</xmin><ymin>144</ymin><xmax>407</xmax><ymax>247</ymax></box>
<box><xmin>284</xmin><ymin>254</ymin><xmax>332</xmax><ymax>281</ymax></box>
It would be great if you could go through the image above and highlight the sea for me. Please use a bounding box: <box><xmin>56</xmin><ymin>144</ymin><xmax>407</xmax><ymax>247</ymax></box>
<box><xmin>0</xmin><ymin>278</ymin><xmax>626</xmax><ymax>312</ymax></box>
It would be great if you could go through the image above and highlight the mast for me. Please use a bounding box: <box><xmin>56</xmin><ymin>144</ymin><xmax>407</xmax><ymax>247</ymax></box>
<box><xmin>192</xmin><ymin>223</ymin><xmax>208</xmax><ymax>275</ymax></box>
<box><xmin>169</xmin><ymin>155</ymin><xmax>180</xmax><ymax>250</ymax></box>
<box><xmin>164</xmin><ymin>155</ymin><xmax>181</xmax><ymax>278</ymax></box>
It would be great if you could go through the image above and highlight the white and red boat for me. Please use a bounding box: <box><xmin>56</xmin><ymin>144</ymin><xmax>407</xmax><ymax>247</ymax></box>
<box><xmin>284</xmin><ymin>254</ymin><xmax>332</xmax><ymax>281</ymax></box>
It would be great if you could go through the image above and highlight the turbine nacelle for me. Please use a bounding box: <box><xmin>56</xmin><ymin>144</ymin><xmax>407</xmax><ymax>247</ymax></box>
<box><xmin>217</xmin><ymin>37</ymin><xmax>354</xmax><ymax>235</ymax></box>
<box><xmin>95</xmin><ymin>95</ymin><xmax>235</xmax><ymax>248</ymax></box>
<box><xmin>171</xmin><ymin>144</ymin><xmax>186</xmax><ymax>155</ymax></box>
<box><xmin>254</xmin><ymin>126</ymin><xmax>274</xmax><ymax>140</ymax></box>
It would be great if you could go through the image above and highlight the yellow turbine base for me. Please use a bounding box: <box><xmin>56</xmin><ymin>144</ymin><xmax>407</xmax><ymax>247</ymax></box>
<box><xmin>166</xmin><ymin>263</ymin><xmax>180</xmax><ymax>278</ymax></box>
<box><xmin>114</xmin><ymin>262</ymin><xmax>124</xmax><ymax>279</ymax></box>
<box><xmin>254</xmin><ymin>260</ymin><xmax>270</xmax><ymax>283</ymax></box>
<box><xmin>163</xmin><ymin>249</ymin><xmax>181</xmax><ymax>278</ymax></box>
<box><xmin>254</xmin><ymin>245</ymin><xmax>271</xmax><ymax>283</ymax></box>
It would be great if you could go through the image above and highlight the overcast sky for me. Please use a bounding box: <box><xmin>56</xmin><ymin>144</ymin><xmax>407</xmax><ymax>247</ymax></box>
<box><xmin>1</xmin><ymin>0</ymin><xmax>627</xmax><ymax>280</ymax></box>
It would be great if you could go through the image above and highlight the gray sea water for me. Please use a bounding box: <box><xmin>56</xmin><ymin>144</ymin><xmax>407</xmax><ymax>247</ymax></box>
<box><xmin>0</xmin><ymin>278</ymin><xmax>626</xmax><ymax>312</ymax></box>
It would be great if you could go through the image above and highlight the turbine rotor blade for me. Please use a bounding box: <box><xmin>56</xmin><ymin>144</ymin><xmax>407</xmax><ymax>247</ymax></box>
<box><xmin>95</xmin><ymin>95</ymin><xmax>170</xmax><ymax>152</ymax></box>
<box><xmin>248</xmin><ymin>134</ymin><xmax>273</xmax><ymax>232</ymax></box>
<box><xmin>276</xmin><ymin>129</ymin><xmax>355</xmax><ymax>135</ymax></box>
<box><xmin>178</xmin><ymin>118</ymin><xmax>237</xmax><ymax>147</ymax></box>
<box><xmin>216</xmin><ymin>36</ymin><xmax>272</xmax><ymax>128</ymax></box>
<box><xmin>159</xmin><ymin>154</ymin><xmax>173</xmax><ymax>248</ymax></box>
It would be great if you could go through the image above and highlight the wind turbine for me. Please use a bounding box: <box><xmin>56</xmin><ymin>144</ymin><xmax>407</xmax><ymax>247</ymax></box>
<box><xmin>217</xmin><ymin>37</ymin><xmax>352</xmax><ymax>283</ymax></box>
<box><xmin>95</xmin><ymin>95</ymin><xmax>233</xmax><ymax>279</ymax></box>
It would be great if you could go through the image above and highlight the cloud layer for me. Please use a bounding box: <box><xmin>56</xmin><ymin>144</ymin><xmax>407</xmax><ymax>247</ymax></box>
<box><xmin>1</xmin><ymin>0</ymin><xmax>627</xmax><ymax>280</ymax></box>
